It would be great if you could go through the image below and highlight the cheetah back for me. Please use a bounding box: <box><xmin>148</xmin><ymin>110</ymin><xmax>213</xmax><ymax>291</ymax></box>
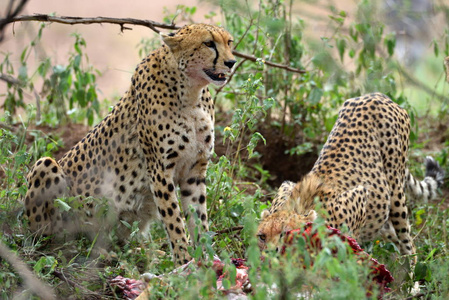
<box><xmin>258</xmin><ymin>93</ymin><xmax>414</xmax><ymax>255</ymax></box>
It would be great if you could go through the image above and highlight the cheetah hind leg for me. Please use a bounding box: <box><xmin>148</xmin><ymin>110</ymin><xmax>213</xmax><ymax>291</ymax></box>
<box><xmin>327</xmin><ymin>185</ymin><xmax>368</xmax><ymax>240</ymax></box>
<box><xmin>25</xmin><ymin>158</ymin><xmax>70</xmax><ymax>238</ymax></box>
<box><xmin>25</xmin><ymin>158</ymin><xmax>101</xmax><ymax>242</ymax></box>
<box><xmin>379</xmin><ymin>219</ymin><xmax>420</xmax><ymax>295</ymax></box>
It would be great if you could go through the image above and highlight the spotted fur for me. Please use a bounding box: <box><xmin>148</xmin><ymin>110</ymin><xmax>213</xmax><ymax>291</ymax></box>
<box><xmin>258</xmin><ymin>93</ymin><xmax>444</xmax><ymax>256</ymax></box>
<box><xmin>24</xmin><ymin>24</ymin><xmax>236</xmax><ymax>265</ymax></box>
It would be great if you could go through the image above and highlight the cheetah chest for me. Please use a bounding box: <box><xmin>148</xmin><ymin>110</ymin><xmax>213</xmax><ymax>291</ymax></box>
<box><xmin>172</xmin><ymin>107</ymin><xmax>214</xmax><ymax>178</ymax></box>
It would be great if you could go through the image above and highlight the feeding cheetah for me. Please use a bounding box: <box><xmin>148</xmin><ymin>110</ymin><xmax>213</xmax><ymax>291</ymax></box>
<box><xmin>257</xmin><ymin>93</ymin><xmax>444</xmax><ymax>254</ymax></box>
<box><xmin>24</xmin><ymin>24</ymin><xmax>236</xmax><ymax>265</ymax></box>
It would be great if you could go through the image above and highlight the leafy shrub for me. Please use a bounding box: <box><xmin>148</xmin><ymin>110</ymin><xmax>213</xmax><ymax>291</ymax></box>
<box><xmin>0</xmin><ymin>0</ymin><xmax>448</xmax><ymax>299</ymax></box>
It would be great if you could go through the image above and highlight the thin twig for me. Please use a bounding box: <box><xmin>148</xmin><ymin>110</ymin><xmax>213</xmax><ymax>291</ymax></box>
<box><xmin>0</xmin><ymin>121</ymin><xmax>15</xmax><ymax>131</ymax></box>
<box><xmin>3</xmin><ymin>14</ymin><xmax>307</xmax><ymax>74</ymax></box>
<box><xmin>52</xmin><ymin>269</ymin><xmax>78</xmax><ymax>288</ymax></box>
<box><xmin>396</xmin><ymin>62</ymin><xmax>449</xmax><ymax>104</ymax></box>
<box><xmin>444</xmin><ymin>56</ymin><xmax>449</xmax><ymax>83</ymax></box>
<box><xmin>214</xmin><ymin>225</ymin><xmax>244</xmax><ymax>235</ymax></box>
<box><xmin>412</xmin><ymin>219</ymin><xmax>427</xmax><ymax>241</ymax></box>
<box><xmin>404</xmin><ymin>290</ymin><xmax>435</xmax><ymax>300</ymax></box>
<box><xmin>33</xmin><ymin>89</ymin><xmax>41</xmax><ymax>123</ymax></box>
<box><xmin>0</xmin><ymin>242</ymin><xmax>56</xmax><ymax>300</ymax></box>
<box><xmin>0</xmin><ymin>73</ymin><xmax>41</xmax><ymax>121</ymax></box>
<box><xmin>52</xmin><ymin>269</ymin><xmax>101</xmax><ymax>297</ymax></box>
<box><xmin>376</xmin><ymin>47</ymin><xmax>449</xmax><ymax>104</ymax></box>
<box><xmin>232</xmin><ymin>50</ymin><xmax>306</xmax><ymax>74</ymax></box>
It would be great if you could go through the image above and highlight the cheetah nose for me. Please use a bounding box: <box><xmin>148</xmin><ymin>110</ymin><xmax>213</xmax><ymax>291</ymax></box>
<box><xmin>224</xmin><ymin>60</ymin><xmax>236</xmax><ymax>69</ymax></box>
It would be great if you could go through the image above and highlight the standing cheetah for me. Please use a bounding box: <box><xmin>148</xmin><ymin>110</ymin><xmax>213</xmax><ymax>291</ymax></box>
<box><xmin>24</xmin><ymin>24</ymin><xmax>236</xmax><ymax>265</ymax></box>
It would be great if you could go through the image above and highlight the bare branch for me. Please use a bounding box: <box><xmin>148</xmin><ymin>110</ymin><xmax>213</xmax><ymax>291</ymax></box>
<box><xmin>0</xmin><ymin>73</ymin><xmax>22</xmax><ymax>86</ymax></box>
<box><xmin>214</xmin><ymin>225</ymin><xmax>244</xmax><ymax>235</ymax></box>
<box><xmin>0</xmin><ymin>0</ymin><xmax>29</xmax><ymax>42</ymax></box>
<box><xmin>3</xmin><ymin>14</ymin><xmax>307</xmax><ymax>74</ymax></box>
<box><xmin>7</xmin><ymin>14</ymin><xmax>178</xmax><ymax>33</ymax></box>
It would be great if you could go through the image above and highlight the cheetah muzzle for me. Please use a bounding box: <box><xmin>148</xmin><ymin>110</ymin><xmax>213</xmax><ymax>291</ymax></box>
<box><xmin>203</xmin><ymin>68</ymin><xmax>229</xmax><ymax>82</ymax></box>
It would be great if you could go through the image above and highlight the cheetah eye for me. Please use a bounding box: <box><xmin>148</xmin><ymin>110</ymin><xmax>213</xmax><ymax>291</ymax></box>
<box><xmin>203</xmin><ymin>41</ymin><xmax>215</xmax><ymax>48</ymax></box>
<box><xmin>257</xmin><ymin>233</ymin><xmax>266</xmax><ymax>242</ymax></box>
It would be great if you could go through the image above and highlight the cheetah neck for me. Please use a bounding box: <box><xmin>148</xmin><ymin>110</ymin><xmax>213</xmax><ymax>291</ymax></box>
<box><xmin>159</xmin><ymin>47</ymin><xmax>208</xmax><ymax>108</ymax></box>
<box><xmin>291</xmin><ymin>173</ymin><xmax>331</xmax><ymax>214</ymax></box>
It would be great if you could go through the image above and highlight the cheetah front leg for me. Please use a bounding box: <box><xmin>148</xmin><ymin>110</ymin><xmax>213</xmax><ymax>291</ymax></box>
<box><xmin>179</xmin><ymin>158</ymin><xmax>209</xmax><ymax>244</ymax></box>
<box><xmin>151</xmin><ymin>174</ymin><xmax>191</xmax><ymax>266</ymax></box>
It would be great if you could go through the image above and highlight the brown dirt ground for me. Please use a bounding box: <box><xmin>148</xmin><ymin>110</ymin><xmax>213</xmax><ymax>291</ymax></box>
<box><xmin>30</xmin><ymin>123</ymin><xmax>91</xmax><ymax>161</ymax></box>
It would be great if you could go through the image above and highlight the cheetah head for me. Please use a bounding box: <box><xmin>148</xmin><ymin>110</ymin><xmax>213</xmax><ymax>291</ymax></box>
<box><xmin>161</xmin><ymin>24</ymin><xmax>236</xmax><ymax>87</ymax></box>
<box><xmin>257</xmin><ymin>209</ymin><xmax>317</xmax><ymax>251</ymax></box>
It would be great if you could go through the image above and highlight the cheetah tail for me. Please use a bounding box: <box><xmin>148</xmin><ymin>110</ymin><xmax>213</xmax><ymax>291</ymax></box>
<box><xmin>424</xmin><ymin>156</ymin><xmax>445</xmax><ymax>188</ymax></box>
<box><xmin>405</xmin><ymin>156</ymin><xmax>445</xmax><ymax>203</ymax></box>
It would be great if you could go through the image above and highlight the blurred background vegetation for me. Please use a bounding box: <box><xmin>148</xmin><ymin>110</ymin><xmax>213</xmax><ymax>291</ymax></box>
<box><xmin>0</xmin><ymin>0</ymin><xmax>448</xmax><ymax>299</ymax></box>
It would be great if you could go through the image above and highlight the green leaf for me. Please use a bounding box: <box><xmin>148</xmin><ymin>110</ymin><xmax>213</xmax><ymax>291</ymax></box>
<box><xmin>385</xmin><ymin>34</ymin><xmax>396</xmax><ymax>56</ymax></box>
<box><xmin>33</xmin><ymin>256</ymin><xmax>47</xmax><ymax>273</ymax></box>
<box><xmin>337</xmin><ymin>38</ymin><xmax>346</xmax><ymax>62</ymax></box>
<box><xmin>247</xmin><ymin>132</ymin><xmax>266</xmax><ymax>159</ymax></box>
<box><xmin>86</xmin><ymin>109</ymin><xmax>94</xmax><ymax>126</ymax></box>
<box><xmin>33</xmin><ymin>256</ymin><xmax>57</xmax><ymax>275</ymax></box>
<box><xmin>229</xmin><ymin>264</ymin><xmax>237</xmax><ymax>284</ymax></box>
<box><xmin>54</xmin><ymin>199</ymin><xmax>71</xmax><ymax>212</ymax></box>
<box><xmin>73</xmin><ymin>54</ymin><xmax>82</xmax><ymax>70</ymax></box>
<box><xmin>415</xmin><ymin>209</ymin><xmax>425</xmax><ymax>226</ymax></box>
<box><xmin>222</xmin><ymin>279</ymin><xmax>231</xmax><ymax>290</ymax></box>
<box><xmin>329</xmin><ymin>15</ymin><xmax>344</xmax><ymax>25</ymax></box>
<box><xmin>324</xmin><ymin>114</ymin><xmax>338</xmax><ymax>132</ymax></box>
<box><xmin>425</xmin><ymin>248</ymin><xmax>437</xmax><ymax>262</ymax></box>
<box><xmin>20</xmin><ymin>46</ymin><xmax>29</xmax><ymax>63</ymax></box>
<box><xmin>348</xmin><ymin>49</ymin><xmax>355</xmax><ymax>58</ymax></box>
<box><xmin>14</xmin><ymin>150</ymin><xmax>29</xmax><ymax>166</ymax></box>
<box><xmin>308</xmin><ymin>88</ymin><xmax>323</xmax><ymax>105</ymax></box>
<box><xmin>433</xmin><ymin>40</ymin><xmax>439</xmax><ymax>57</ymax></box>
<box><xmin>18</xmin><ymin>65</ymin><xmax>28</xmax><ymax>81</ymax></box>
<box><xmin>414</xmin><ymin>262</ymin><xmax>431</xmax><ymax>281</ymax></box>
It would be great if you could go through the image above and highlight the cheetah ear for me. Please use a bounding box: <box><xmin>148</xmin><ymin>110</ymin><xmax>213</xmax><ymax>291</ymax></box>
<box><xmin>261</xmin><ymin>209</ymin><xmax>270</xmax><ymax>220</ymax></box>
<box><xmin>161</xmin><ymin>32</ymin><xmax>181</xmax><ymax>51</ymax></box>
<box><xmin>304</xmin><ymin>210</ymin><xmax>317</xmax><ymax>222</ymax></box>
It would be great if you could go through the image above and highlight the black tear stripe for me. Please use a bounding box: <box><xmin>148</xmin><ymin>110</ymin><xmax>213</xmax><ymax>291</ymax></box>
<box><xmin>208</xmin><ymin>31</ymin><xmax>219</xmax><ymax>67</ymax></box>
